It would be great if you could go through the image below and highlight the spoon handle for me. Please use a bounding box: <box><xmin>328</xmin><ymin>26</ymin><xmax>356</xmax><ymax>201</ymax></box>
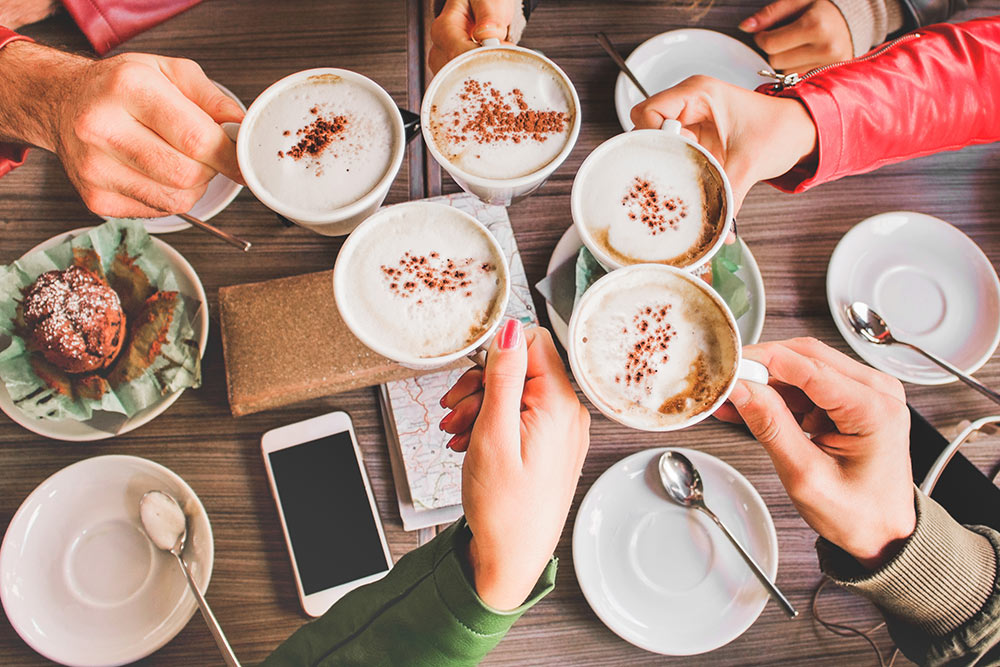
<box><xmin>899</xmin><ymin>341</ymin><xmax>1000</xmax><ymax>405</ymax></box>
<box><xmin>174</xmin><ymin>552</ymin><xmax>242</xmax><ymax>666</ymax></box>
<box><xmin>697</xmin><ymin>504</ymin><xmax>798</xmax><ymax>618</ymax></box>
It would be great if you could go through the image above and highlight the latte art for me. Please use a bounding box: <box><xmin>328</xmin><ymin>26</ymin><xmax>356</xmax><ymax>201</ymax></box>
<box><xmin>427</xmin><ymin>49</ymin><xmax>575</xmax><ymax>180</ymax></box>
<box><xmin>337</xmin><ymin>203</ymin><xmax>508</xmax><ymax>360</ymax></box>
<box><xmin>574</xmin><ymin>130</ymin><xmax>727</xmax><ymax>268</ymax></box>
<box><xmin>572</xmin><ymin>266</ymin><xmax>738</xmax><ymax>429</ymax></box>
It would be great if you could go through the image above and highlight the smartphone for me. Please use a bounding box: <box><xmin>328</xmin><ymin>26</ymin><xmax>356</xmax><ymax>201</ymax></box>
<box><xmin>261</xmin><ymin>411</ymin><xmax>392</xmax><ymax>617</ymax></box>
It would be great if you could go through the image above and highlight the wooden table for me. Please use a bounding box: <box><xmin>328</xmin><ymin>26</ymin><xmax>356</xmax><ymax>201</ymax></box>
<box><xmin>3</xmin><ymin>1</ymin><xmax>1000</xmax><ymax>664</ymax></box>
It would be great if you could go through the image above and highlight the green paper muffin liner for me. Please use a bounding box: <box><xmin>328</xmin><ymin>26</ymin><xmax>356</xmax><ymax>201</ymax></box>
<box><xmin>0</xmin><ymin>219</ymin><xmax>202</xmax><ymax>422</ymax></box>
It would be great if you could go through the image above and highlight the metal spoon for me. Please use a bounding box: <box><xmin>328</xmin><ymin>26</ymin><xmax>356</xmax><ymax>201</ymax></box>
<box><xmin>846</xmin><ymin>301</ymin><xmax>1000</xmax><ymax>404</ymax></box>
<box><xmin>657</xmin><ymin>452</ymin><xmax>798</xmax><ymax>618</ymax></box>
<box><xmin>595</xmin><ymin>32</ymin><xmax>651</xmax><ymax>99</ymax></box>
<box><xmin>139</xmin><ymin>491</ymin><xmax>241</xmax><ymax>667</ymax></box>
<box><xmin>177</xmin><ymin>213</ymin><xmax>252</xmax><ymax>252</ymax></box>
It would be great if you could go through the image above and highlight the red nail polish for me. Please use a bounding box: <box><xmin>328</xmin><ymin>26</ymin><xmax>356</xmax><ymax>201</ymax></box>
<box><xmin>498</xmin><ymin>319</ymin><xmax>521</xmax><ymax>350</ymax></box>
<box><xmin>440</xmin><ymin>394</ymin><xmax>448</xmax><ymax>409</ymax></box>
<box><xmin>439</xmin><ymin>412</ymin><xmax>454</xmax><ymax>431</ymax></box>
<box><xmin>445</xmin><ymin>434</ymin><xmax>459</xmax><ymax>450</ymax></box>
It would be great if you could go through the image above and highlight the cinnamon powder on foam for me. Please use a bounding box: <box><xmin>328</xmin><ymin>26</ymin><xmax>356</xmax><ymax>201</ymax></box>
<box><xmin>441</xmin><ymin>79</ymin><xmax>567</xmax><ymax>146</ymax></box>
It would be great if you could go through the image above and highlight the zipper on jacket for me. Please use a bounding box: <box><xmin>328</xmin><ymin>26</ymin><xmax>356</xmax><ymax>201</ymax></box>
<box><xmin>758</xmin><ymin>33</ymin><xmax>921</xmax><ymax>91</ymax></box>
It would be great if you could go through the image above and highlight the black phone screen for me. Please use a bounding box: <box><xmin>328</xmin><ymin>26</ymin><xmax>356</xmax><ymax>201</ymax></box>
<box><xmin>268</xmin><ymin>432</ymin><xmax>390</xmax><ymax>595</ymax></box>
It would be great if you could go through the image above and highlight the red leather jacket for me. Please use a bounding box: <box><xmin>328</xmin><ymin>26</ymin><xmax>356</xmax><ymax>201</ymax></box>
<box><xmin>765</xmin><ymin>16</ymin><xmax>1000</xmax><ymax>192</ymax></box>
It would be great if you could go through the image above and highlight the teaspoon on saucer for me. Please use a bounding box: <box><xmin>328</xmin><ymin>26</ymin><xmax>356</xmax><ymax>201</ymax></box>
<box><xmin>846</xmin><ymin>301</ymin><xmax>1000</xmax><ymax>405</ymax></box>
<box><xmin>139</xmin><ymin>491</ymin><xmax>241</xmax><ymax>666</ymax></box>
<box><xmin>658</xmin><ymin>452</ymin><xmax>798</xmax><ymax>618</ymax></box>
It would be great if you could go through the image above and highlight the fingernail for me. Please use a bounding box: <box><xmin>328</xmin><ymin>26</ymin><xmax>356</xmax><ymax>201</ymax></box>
<box><xmin>729</xmin><ymin>380</ymin><xmax>751</xmax><ymax>407</ymax></box>
<box><xmin>439</xmin><ymin>411</ymin><xmax>454</xmax><ymax>431</ymax></box>
<box><xmin>445</xmin><ymin>433</ymin><xmax>460</xmax><ymax>450</ymax></box>
<box><xmin>440</xmin><ymin>394</ymin><xmax>449</xmax><ymax>409</ymax></box>
<box><xmin>739</xmin><ymin>17</ymin><xmax>757</xmax><ymax>31</ymax></box>
<box><xmin>473</xmin><ymin>22</ymin><xmax>503</xmax><ymax>39</ymax></box>
<box><xmin>498</xmin><ymin>319</ymin><xmax>522</xmax><ymax>350</ymax></box>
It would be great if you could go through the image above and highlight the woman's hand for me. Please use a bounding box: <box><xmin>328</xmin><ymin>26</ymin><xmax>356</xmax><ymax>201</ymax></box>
<box><xmin>440</xmin><ymin>321</ymin><xmax>591</xmax><ymax>609</ymax></box>
<box><xmin>740</xmin><ymin>0</ymin><xmax>854</xmax><ymax>73</ymax></box>
<box><xmin>630</xmin><ymin>75</ymin><xmax>817</xmax><ymax>211</ymax></box>
<box><xmin>715</xmin><ymin>337</ymin><xmax>915</xmax><ymax>569</ymax></box>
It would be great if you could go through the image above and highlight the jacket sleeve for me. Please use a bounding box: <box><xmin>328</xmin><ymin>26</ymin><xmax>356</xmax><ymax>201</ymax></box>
<box><xmin>764</xmin><ymin>18</ymin><xmax>1000</xmax><ymax>193</ymax></box>
<box><xmin>818</xmin><ymin>490</ymin><xmax>1000</xmax><ymax>666</ymax></box>
<box><xmin>0</xmin><ymin>26</ymin><xmax>33</xmax><ymax>178</ymax></box>
<box><xmin>59</xmin><ymin>0</ymin><xmax>202</xmax><ymax>54</ymax></box>
<box><xmin>899</xmin><ymin>0</ymin><xmax>968</xmax><ymax>31</ymax></box>
<box><xmin>260</xmin><ymin>519</ymin><xmax>557</xmax><ymax>667</ymax></box>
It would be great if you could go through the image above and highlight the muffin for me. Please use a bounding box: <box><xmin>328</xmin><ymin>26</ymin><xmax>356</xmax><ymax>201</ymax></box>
<box><xmin>21</xmin><ymin>266</ymin><xmax>126</xmax><ymax>374</ymax></box>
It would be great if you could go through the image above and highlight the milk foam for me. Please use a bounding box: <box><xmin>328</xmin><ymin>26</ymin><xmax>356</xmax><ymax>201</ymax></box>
<box><xmin>247</xmin><ymin>75</ymin><xmax>397</xmax><ymax>212</ymax></box>
<box><xmin>340</xmin><ymin>203</ymin><xmax>507</xmax><ymax>359</ymax></box>
<box><xmin>577</xmin><ymin>132</ymin><xmax>725</xmax><ymax>266</ymax></box>
<box><xmin>428</xmin><ymin>49</ymin><xmax>574</xmax><ymax>180</ymax></box>
<box><xmin>574</xmin><ymin>268</ymin><xmax>737</xmax><ymax>428</ymax></box>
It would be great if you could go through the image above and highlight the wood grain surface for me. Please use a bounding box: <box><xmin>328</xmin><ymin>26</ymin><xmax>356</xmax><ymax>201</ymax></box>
<box><xmin>3</xmin><ymin>1</ymin><xmax>1000</xmax><ymax>665</ymax></box>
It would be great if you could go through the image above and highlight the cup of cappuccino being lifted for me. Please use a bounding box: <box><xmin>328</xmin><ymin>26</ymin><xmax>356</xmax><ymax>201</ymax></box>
<box><xmin>421</xmin><ymin>39</ymin><xmax>581</xmax><ymax>207</ymax></box>
<box><xmin>235</xmin><ymin>68</ymin><xmax>406</xmax><ymax>236</ymax></box>
<box><xmin>572</xmin><ymin>121</ymin><xmax>735</xmax><ymax>273</ymax></box>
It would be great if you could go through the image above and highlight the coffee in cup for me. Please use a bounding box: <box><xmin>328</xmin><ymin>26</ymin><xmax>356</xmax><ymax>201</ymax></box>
<box><xmin>421</xmin><ymin>43</ymin><xmax>581</xmax><ymax>206</ymax></box>
<box><xmin>572</xmin><ymin>126</ymin><xmax>733</xmax><ymax>272</ymax></box>
<box><xmin>237</xmin><ymin>69</ymin><xmax>405</xmax><ymax>236</ymax></box>
<box><xmin>568</xmin><ymin>264</ymin><xmax>766</xmax><ymax>431</ymax></box>
<box><xmin>333</xmin><ymin>202</ymin><xmax>510</xmax><ymax>369</ymax></box>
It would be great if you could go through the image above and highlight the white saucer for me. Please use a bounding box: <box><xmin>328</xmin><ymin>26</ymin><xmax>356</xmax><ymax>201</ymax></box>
<box><xmin>614</xmin><ymin>29</ymin><xmax>772</xmax><ymax>132</ymax></box>
<box><xmin>544</xmin><ymin>225</ymin><xmax>765</xmax><ymax>348</ymax></box>
<box><xmin>0</xmin><ymin>455</ymin><xmax>213</xmax><ymax>666</ymax></box>
<box><xmin>574</xmin><ymin>447</ymin><xmax>778</xmax><ymax>655</ymax></box>
<box><xmin>107</xmin><ymin>81</ymin><xmax>246</xmax><ymax>234</ymax></box>
<box><xmin>827</xmin><ymin>211</ymin><xmax>1000</xmax><ymax>385</ymax></box>
<box><xmin>0</xmin><ymin>228</ymin><xmax>209</xmax><ymax>440</ymax></box>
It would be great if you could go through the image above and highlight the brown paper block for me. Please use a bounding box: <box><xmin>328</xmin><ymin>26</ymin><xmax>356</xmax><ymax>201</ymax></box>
<box><xmin>218</xmin><ymin>269</ymin><xmax>465</xmax><ymax>417</ymax></box>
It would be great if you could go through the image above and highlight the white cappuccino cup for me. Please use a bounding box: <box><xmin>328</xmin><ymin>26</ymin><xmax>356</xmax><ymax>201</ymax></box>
<box><xmin>236</xmin><ymin>68</ymin><xmax>405</xmax><ymax>236</ymax></box>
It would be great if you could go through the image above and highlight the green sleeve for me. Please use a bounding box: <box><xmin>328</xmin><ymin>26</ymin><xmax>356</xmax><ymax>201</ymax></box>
<box><xmin>260</xmin><ymin>519</ymin><xmax>557</xmax><ymax>667</ymax></box>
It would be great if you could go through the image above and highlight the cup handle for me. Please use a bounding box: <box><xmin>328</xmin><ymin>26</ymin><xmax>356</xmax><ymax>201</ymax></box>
<box><xmin>737</xmin><ymin>358</ymin><xmax>769</xmax><ymax>385</ymax></box>
<box><xmin>222</xmin><ymin>122</ymin><xmax>241</xmax><ymax>143</ymax></box>
<box><xmin>660</xmin><ymin>119</ymin><xmax>682</xmax><ymax>134</ymax></box>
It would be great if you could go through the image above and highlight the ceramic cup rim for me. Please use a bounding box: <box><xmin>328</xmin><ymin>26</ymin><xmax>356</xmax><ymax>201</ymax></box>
<box><xmin>571</xmin><ymin>128</ymin><xmax>735</xmax><ymax>273</ymax></box>
<box><xmin>567</xmin><ymin>263</ymin><xmax>745</xmax><ymax>432</ymax></box>
<box><xmin>420</xmin><ymin>43</ymin><xmax>582</xmax><ymax>189</ymax></box>
<box><xmin>236</xmin><ymin>67</ymin><xmax>406</xmax><ymax>226</ymax></box>
<box><xmin>333</xmin><ymin>201</ymin><xmax>511</xmax><ymax>369</ymax></box>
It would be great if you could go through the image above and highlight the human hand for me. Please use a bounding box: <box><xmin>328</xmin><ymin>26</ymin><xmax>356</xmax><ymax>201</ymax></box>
<box><xmin>714</xmin><ymin>337</ymin><xmax>915</xmax><ymax>569</ymax></box>
<box><xmin>439</xmin><ymin>321</ymin><xmax>591</xmax><ymax>610</ymax></box>
<box><xmin>0</xmin><ymin>0</ymin><xmax>60</xmax><ymax>29</ymax></box>
<box><xmin>630</xmin><ymin>75</ymin><xmax>817</xmax><ymax>210</ymax></box>
<box><xmin>429</xmin><ymin>0</ymin><xmax>521</xmax><ymax>73</ymax></box>
<box><xmin>740</xmin><ymin>0</ymin><xmax>853</xmax><ymax>73</ymax></box>
<box><xmin>0</xmin><ymin>42</ymin><xmax>243</xmax><ymax>218</ymax></box>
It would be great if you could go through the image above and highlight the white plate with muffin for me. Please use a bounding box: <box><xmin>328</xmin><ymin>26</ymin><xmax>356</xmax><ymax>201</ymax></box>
<box><xmin>0</xmin><ymin>228</ymin><xmax>208</xmax><ymax>441</ymax></box>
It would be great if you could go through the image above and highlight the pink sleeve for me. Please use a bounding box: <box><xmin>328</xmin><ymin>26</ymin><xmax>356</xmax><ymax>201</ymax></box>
<box><xmin>763</xmin><ymin>17</ymin><xmax>1000</xmax><ymax>193</ymax></box>
<box><xmin>60</xmin><ymin>0</ymin><xmax>203</xmax><ymax>54</ymax></box>
<box><xmin>0</xmin><ymin>26</ymin><xmax>34</xmax><ymax>177</ymax></box>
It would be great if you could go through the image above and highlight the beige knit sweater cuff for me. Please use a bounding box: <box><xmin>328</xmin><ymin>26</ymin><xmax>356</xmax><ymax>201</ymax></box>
<box><xmin>818</xmin><ymin>489</ymin><xmax>998</xmax><ymax>637</ymax></box>
<box><xmin>830</xmin><ymin>0</ymin><xmax>906</xmax><ymax>57</ymax></box>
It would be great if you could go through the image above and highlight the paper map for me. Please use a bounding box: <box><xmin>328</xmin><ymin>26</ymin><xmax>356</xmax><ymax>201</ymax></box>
<box><xmin>383</xmin><ymin>194</ymin><xmax>537</xmax><ymax>511</ymax></box>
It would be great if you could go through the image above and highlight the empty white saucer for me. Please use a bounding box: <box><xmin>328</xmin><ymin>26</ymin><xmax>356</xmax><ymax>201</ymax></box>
<box><xmin>827</xmin><ymin>211</ymin><xmax>1000</xmax><ymax>385</ymax></box>
<box><xmin>106</xmin><ymin>81</ymin><xmax>245</xmax><ymax>234</ymax></box>
<box><xmin>544</xmin><ymin>225</ymin><xmax>765</xmax><ymax>349</ymax></box>
<box><xmin>614</xmin><ymin>29</ymin><xmax>772</xmax><ymax>132</ymax></box>
<box><xmin>0</xmin><ymin>455</ymin><xmax>213</xmax><ymax>666</ymax></box>
<box><xmin>573</xmin><ymin>447</ymin><xmax>778</xmax><ymax>655</ymax></box>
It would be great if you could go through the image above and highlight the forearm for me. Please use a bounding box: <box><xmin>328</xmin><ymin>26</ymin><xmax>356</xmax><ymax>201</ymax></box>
<box><xmin>765</xmin><ymin>18</ymin><xmax>1000</xmax><ymax>192</ymax></box>
<box><xmin>261</xmin><ymin>519</ymin><xmax>556</xmax><ymax>667</ymax></box>
<box><xmin>819</xmin><ymin>490</ymin><xmax>1000</xmax><ymax>665</ymax></box>
<box><xmin>0</xmin><ymin>40</ymin><xmax>86</xmax><ymax>151</ymax></box>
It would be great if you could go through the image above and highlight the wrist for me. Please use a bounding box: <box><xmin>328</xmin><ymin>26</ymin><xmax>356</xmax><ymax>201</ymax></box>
<box><xmin>778</xmin><ymin>97</ymin><xmax>818</xmax><ymax>168</ymax></box>
<box><xmin>849</xmin><ymin>508</ymin><xmax>917</xmax><ymax>570</ymax></box>
<box><xmin>0</xmin><ymin>40</ymin><xmax>87</xmax><ymax>151</ymax></box>
<box><xmin>467</xmin><ymin>535</ymin><xmax>536</xmax><ymax>611</ymax></box>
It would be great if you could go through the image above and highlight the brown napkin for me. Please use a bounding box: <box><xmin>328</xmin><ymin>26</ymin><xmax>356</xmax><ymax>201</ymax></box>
<box><xmin>218</xmin><ymin>269</ymin><xmax>463</xmax><ymax>416</ymax></box>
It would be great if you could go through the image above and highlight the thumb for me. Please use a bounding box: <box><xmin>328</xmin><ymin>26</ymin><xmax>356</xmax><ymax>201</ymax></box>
<box><xmin>473</xmin><ymin>319</ymin><xmax>528</xmax><ymax>455</ymax></box>
<box><xmin>728</xmin><ymin>379</ymin><xmax>821</xmax><ymax>478</ymax></box>
<box><xmin>470</xmin><ymin>0</ymin><xmax>512</xmax><ymax>42</ymax></box>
